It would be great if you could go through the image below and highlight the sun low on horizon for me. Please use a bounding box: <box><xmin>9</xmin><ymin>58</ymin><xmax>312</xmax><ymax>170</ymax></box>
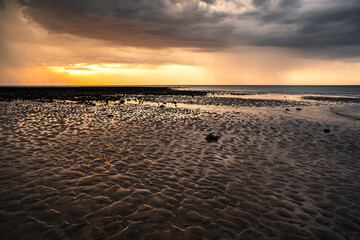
<box><xmin>1</xmin><ymin>0</ymin><xmax>360</xmax><ymax>86</ymax></box>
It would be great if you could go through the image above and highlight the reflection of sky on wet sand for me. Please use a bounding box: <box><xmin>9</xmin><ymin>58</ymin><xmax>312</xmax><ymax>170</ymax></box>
<box><xmin>214</xmin><ymin>94</ymin><xmax>302</xmax><ymax>101</ymax></box>
<box><xmin>214</xmin><ymin>94</ymin><xmax>360</xmax><ymax>101</ymax></box>
<box><xmin>53</xmin><ymin>91</ymin><xmax>360</xmax><ymax>125</ymax></box>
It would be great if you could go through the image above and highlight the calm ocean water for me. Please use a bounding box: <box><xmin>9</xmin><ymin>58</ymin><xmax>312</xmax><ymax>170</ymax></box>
<box><xmin>171</xmin><ymin>85</ymin><xmax>360</xmax><ymax>97</ymax></box>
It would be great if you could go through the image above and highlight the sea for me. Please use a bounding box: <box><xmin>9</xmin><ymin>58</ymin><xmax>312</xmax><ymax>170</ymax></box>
<box><xmin>170</xmin><ymin>85</ymin><xmax>360</xmax><ymax>97</ymax></box>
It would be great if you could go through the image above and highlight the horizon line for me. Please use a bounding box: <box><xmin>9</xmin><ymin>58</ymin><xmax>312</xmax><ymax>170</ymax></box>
<box><xmin>1</xmin><ymin>84</ymin><xmax>360</xmax><ymax>87</ymax></box>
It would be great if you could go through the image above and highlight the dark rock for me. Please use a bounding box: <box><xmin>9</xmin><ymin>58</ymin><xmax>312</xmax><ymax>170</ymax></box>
<box><xmin>159</xmin><ymin>105</ymin><xmax>165</xmax><ymax>109</ymax></box>
<box><xmin>296</xmin><ymin>108</ymin><xmax>302</xmax><ymax>111</ymax></box>
<box><xmin>119</xmin><ymin>100</ymin><xmax>125</xmax><ymax>104</ymax></box>
<box><xmin>323</xmin><ymin>129</ymin><xmax>330</xmax><ymax>133</ymax></box>
<box><xmin>285</xmin><ymin>109</ymin><xmax>290</xmax><ymax>111</ymax></box>
<box><xmin>107</xmin><ymin>114</ymin><xmax>114</xmax><ymax>118</ymax></box>
<box><xmin>205</xmin><ymin>134</ymin><xmax>220</xmax><ymax>143</ymax></box>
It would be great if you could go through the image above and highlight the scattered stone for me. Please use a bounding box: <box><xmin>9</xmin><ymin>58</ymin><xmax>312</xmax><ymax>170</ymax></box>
<box><xmin>107</xmin><ymin>114</ymin><xmax>114</xmax><ymax>118</ymax></box>
<box><xmin>82</xmin><ymin>101</ymin><xmax>95</xmax><ymax>106</ymax></box>
<box><xmin>323</xmin><ymin>129</ymin><xmax>330</xmax><ymax>133</ymax></box>
<box><xmin>296</xmin><ymin>108</ymin><xmax>302</xmax><ymax>111</ymax></box>
<box><xmin>285</xmin><ymin>109</ymin><xmax>290</xmax><ymax>111</ymax></box>
<box><xmin>159</xmin><ymin>105</ymin><xmax>165</xmax><ymax>109</ymax></box>
<box><xmin>205</xmin><ymin>134</ymin><xmax>220</xmax><ymax>143</ymax></box>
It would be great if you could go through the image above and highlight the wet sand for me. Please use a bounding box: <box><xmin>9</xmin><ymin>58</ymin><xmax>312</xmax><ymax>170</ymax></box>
<box><xmin>0</xmin><ymin>88</ymin><xmax>360</xmax><ymax>239</ymax></box>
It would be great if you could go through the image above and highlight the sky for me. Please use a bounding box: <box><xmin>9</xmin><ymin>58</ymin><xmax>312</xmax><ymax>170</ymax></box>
<box><xmin>1</xmin><ymin>0</ymin><xmax>360</xmax><ymax>85</ymax></box>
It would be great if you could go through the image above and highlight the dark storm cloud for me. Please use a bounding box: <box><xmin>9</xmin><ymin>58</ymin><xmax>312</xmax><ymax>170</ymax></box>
<box><xmin>247</xmin><ymin>1</ymin><xmax>360</xmax><ymax>57</ymax></box>
<box><xmin>16</xmin><ymin>0</ymin><xmax>360</xmax><ymax>57</ymax></box>
<box><xmin>252</xmin><ymin>0</ymin><xmax>270</xmax><ymax>8</ymax></box>
<box><xmin>16</xmin><ymin>0</ymin><xmax>233</xmax><ymax>49</ymax></box>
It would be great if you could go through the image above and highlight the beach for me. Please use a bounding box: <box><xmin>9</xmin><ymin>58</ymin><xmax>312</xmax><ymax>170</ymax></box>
<box><xmin>0</xmin><ymin>87</ymin><xmax>359</xmax><ymax>239</ymax></box>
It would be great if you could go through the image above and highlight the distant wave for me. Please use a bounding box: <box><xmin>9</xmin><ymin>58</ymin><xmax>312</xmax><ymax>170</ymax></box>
<box><xmin>174</xmin><ymin>85</ymin><xmax>360</xmax><ymax>97</ymax></box>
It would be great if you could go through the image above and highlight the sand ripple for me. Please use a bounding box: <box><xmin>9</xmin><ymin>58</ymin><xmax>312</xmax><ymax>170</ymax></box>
<box><xmin>0</xmin><ymin>100</ymin><xmax>360</xmax><ymax>239</ymax></box>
